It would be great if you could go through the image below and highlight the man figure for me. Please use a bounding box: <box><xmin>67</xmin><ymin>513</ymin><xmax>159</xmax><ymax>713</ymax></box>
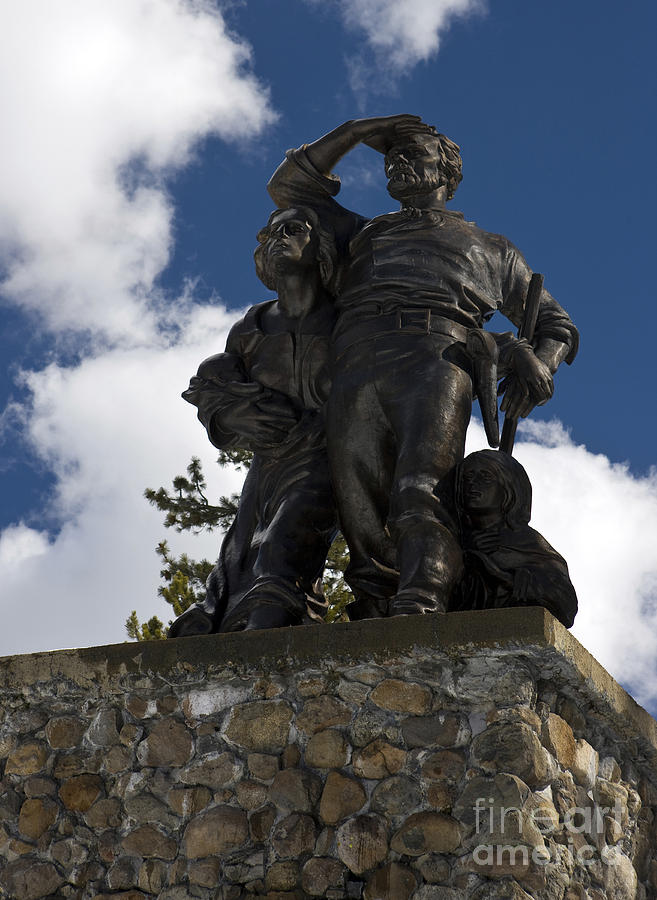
<box><xmin>268</xmin><ymin>115</ymin><xmax>578</xmax><ymax>620</ymax></box>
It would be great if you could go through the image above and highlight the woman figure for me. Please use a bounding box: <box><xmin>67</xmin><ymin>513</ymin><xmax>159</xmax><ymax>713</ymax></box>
<box><xmin>169</xmin><ymin>207</ymin><xmax>338</xmax><ymax>636</ymax></box>
<box><xmin>452</xmin><ymin>449</ymin><xmax>577</xmax><ymax>627</ymax></box>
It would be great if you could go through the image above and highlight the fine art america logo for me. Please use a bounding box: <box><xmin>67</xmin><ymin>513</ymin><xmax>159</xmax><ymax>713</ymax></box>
<box><xmin>472</xmin><ymin>795</ymin><xmax>626</xmax><ymax>868</ymax></box>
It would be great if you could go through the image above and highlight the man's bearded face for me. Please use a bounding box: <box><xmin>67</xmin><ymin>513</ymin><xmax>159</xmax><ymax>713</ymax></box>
<box><xmin>385</xmin><ymin>136</ymin><xmax>443</xmax><ymax>202</ymax></box>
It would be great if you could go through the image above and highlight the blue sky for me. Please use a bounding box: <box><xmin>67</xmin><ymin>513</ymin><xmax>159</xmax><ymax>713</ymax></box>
<box><xmin>0</xmin><ymin>1</ymin><xmax>656</xmax><ymax>714</ymax></box>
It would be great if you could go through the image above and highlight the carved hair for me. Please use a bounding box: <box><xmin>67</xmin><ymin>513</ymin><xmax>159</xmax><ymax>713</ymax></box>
<box><xmin>456</xmin><ymin>450</ymin><xmax>532</xmax><ymax>530</ymax></box>
<box><xmin>394</xmin><ymin>128</ymin><xmax>463</xmax><ymax>201</ymax></box>
<box><xmin>433</xmin><ymin>133</ymin><xmax>463</xmax><ymax>201</ymax></box>
<box><xmin>254</xmin><ymin>206</ymin><xmax>337</xmax><ymax>292</ymax></box>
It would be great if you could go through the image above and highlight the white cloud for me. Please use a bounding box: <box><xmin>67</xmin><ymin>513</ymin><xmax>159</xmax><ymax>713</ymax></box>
<box><xmin>314</xmin><ymin>0</ymin><xmax>485</xmax><ymax>97</ymax></box>
<box><xmin>466</xmin><ymin>418</ymin><xmax>657</xmax><ymax>715</ymax></box>
<box><xmin>0</xmin><ymin>524</ymin><xmax>49</xmax><ymax>569</ymax></box>
<box><xmin>340</xmin><ymin>0</ymin><xmax>484</xmax><ymax>69</ymax></box>
<box><xmin>0</xmin><ymin>0</ymin><xmax>275</xmax><ymax>341</ymax></box>
<box><xmin>0</xmin><ymin>306</ymin><xmax>246</xmax><ymax>656</ymax></box>
<box><xmin>336</xmin><ymin>156</ymin><xmax>382</xmax><ymax>191</ymax></box>
<box><xmin>0</xmin><ymin>0</ymin><xmax>275</xmax><ymax>654</ymax></box>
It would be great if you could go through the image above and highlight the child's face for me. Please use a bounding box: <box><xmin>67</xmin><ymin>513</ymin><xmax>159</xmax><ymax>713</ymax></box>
<box><xmin>461</xmin><ymin>461</ymin><xmax>505</xmax><ymax>516</ymax></box>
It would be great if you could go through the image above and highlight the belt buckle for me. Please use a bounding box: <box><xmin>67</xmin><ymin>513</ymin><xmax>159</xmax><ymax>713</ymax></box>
<box><xmin>396</xmin><ymin>308</ymin><xmax>431</xmax><ymax>333</ymax></box>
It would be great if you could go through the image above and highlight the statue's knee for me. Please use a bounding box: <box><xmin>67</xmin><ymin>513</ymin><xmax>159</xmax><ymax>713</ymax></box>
<box><xmin>387</xmin><ymin>490</ymin><xmax>442</xmax><ymax>540</ymax></box>
<box><xmin>389</xmin><ymin>475</ymin><xmax>436</xmax><ymax>510</ymax></box>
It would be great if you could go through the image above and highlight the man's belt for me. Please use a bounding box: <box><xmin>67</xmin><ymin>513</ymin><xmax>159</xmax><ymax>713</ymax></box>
<box><xmin>332</xmin><ymin>307</ymin><xmax>501</xmax><ymax>449</ymax></box>
<box><xmin>332</xmin><ymin>308</ymin><xmax>469</xmax><ymax>360</ymax></box>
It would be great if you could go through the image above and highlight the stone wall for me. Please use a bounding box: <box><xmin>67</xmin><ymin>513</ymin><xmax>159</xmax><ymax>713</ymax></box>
<box><xmin>0</xmin><ymin>608</ymin><xmax>655</xmax><ymax>900</ymax></box>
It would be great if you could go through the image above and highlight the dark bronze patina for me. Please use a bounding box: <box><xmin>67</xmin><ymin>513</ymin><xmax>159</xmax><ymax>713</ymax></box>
<box><xmin>452</xmin><ymin>450</ymin><xmax>577</xmax><ymax>627</ymax></box>
<box><xmin>169</xmin><ymin>208</ymin><xmax>338</xmax><ymax>636</ymax></box>
<box><xmin>267</xmin><ymin>115</ymin><xmax>577</xmax><ymax>621</ymax></box>
<box><xmin>170</xmin><ymin>115</ymin><xmax>579</xmax><ymax>636</ymax></box>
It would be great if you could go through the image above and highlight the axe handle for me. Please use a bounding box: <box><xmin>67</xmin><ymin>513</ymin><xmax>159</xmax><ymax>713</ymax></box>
<box><xmin>499</xmin><ymin>272</ymin><xmax>544</xmax><ymax>454</ymax></box>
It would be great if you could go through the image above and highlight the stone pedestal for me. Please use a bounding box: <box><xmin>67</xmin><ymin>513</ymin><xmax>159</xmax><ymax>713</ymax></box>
<box><xmin>0</xmin><ymin>608</ymin><xmax>655</xmax><ymax>899</ymax></box>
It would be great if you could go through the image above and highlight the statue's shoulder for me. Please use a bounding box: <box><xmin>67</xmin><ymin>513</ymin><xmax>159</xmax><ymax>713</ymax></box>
<box><xmin>456</xmin><ymin>214</ymin><xmax>514</xmax><ymax>254</ymax></box>
<box><xmin>196</xmin><ymin>301</ymin><xmax>277</xmax><ymax>378</ymax></box>
<box><xmin>502</xmin><ymin>525</ymin><xmax>569</xmax><ymax>568</ymax></box>
<box><xmin>224</xmin><ymin>299</ymin><xmax>278</xmax><ymax>339</ymax></box>
<box><xmin>238</xmin><ymin>299</ymin><xmax>277</xmax><ymax>331</ymax></box>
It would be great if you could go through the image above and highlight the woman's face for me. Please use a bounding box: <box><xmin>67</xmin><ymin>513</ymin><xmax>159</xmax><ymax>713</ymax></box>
<box><xmin>261</xmin><ymin>209</ymin><xmax>317</xmax><ymax>273</ymax></box>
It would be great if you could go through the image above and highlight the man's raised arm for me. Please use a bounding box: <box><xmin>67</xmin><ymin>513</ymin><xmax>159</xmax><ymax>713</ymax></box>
<box><xmin>304</xmin><ymin>115</ymin><xmax>422</xmax><ymax>174</ymax></box>
<box><xmin>267</xmin><ymin>115</ymin><xmax>423</xmax><ymax>208</ymax></box>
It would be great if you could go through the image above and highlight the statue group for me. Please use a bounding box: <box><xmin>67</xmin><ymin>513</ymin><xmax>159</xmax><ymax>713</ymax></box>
<box><xmin>169</xmin><ymin>114</ymin><xmax>578</xmax><ymax>639</ymax></box>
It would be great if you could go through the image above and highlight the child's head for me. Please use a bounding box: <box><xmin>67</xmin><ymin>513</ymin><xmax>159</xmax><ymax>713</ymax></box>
<box><xmin>457</xmin><ymin>450</ymin><xmax>532</xmax><ymax>529</ymax></box>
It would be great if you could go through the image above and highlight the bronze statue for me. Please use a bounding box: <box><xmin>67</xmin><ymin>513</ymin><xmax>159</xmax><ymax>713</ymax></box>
<box><xmin>452</xmin><ymin>450</ymin><xmax>577</xmax><ymax>627</ymax></box>
<box><xmin>267</xmin><ymin>114</ymin><xmax>578</xmax><ymax>620</ymax></box>
<box><xmin>169</xmin><ymin>114</ymin><xmax>580</xmax><ymax>638</ymax></box>
<box><xmin>169</xmin><ymin>207</ymin><xmax>338</xmax><ymax>636</ymax></box>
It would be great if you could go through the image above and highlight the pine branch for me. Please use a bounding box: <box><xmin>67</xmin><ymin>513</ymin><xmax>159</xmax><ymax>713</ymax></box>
<box><xmin>125</xmin><ymin>610</ymin><xmax>166</xmax><ymax>641</ymax></box>
<box><xmin>144</xmin><ymin>455</ymin><xmax>247</xmax><ymax>532</ymax></box>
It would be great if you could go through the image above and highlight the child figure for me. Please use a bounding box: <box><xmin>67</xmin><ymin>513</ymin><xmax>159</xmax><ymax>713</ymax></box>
<box><xmin>453</xmin><ymin>449</ymin><xmax>577</xmax><ymax>627</ymax></box>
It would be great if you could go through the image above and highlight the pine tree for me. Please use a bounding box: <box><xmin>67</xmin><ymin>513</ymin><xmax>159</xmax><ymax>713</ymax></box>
<box><xmin>127</xmin><ymin>452</ymin><xmax>352</xmax><ymax>640</ymax></box>
<box><xmin>125</xmin><ymin>611</ymin><xmax>167</xmax><ymax>642</ymax></box>
<box><xmin>323</xmin><ymin>534</ymin><xmax>352</xmax><ymax>622</ymax></box>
